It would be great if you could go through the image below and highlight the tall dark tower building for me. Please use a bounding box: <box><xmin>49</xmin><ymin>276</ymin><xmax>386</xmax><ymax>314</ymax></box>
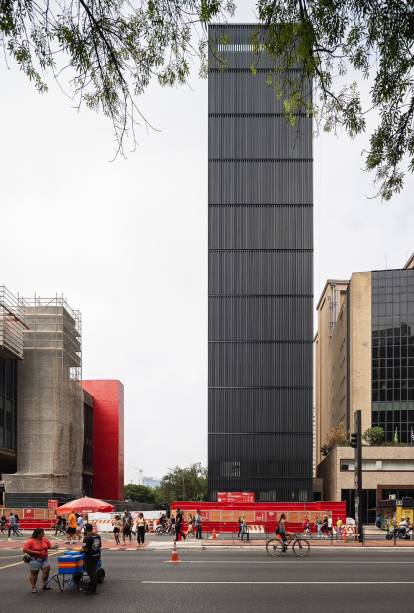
<box><xmin>208</xmin><ymin>24</ymin><xmax>313</xmax><ymax>502</ymax></box>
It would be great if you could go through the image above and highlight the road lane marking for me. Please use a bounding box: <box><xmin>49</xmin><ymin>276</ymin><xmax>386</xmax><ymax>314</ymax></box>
<box><xmin>142</xmin><ymin>580</ymin><xmax>414</xmax><ymax>585</ymax></box>
<box><xmin>0</xmin><ymin>551</ymin><xmax>59</xmax><ymax>571</ymax></box>
<box><xmin>163</xmin><ymin>560</ymin><xmax>414</xmax><ymax>564</ymax></box>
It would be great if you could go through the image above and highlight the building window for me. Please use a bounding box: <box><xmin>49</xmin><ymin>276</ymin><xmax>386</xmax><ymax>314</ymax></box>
<box><xmin>341</xmin><ymin>458</ymin><xmax>414</xmax><ymax>471</ymax></box>
<box><xmin>221</xmin><ymin>461</ymin><xmax>241</xmax><ymax>477</ymax></box>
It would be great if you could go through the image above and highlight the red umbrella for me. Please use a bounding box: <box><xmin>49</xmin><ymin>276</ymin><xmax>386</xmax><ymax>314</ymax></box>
<box><xmin>56</xmin><ymin>496</ymin><xmax>115</xmax><ymax>514</ymax></box>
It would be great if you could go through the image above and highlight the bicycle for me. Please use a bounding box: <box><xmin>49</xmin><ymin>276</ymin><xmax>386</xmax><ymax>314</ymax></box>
<box><xmin>266</xmin><ymin>533</ymin><xmax>310</xmax><ymax>557</ymax></box>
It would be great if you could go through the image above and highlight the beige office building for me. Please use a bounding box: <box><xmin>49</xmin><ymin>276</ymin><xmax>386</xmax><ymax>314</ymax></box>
<box><xmin>314</xmin><ymin>254</ymin><xmax>414</xmax><ymax>522</ymax></box>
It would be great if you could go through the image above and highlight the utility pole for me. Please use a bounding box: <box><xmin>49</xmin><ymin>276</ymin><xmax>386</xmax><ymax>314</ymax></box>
<box><xmin>351</xmin><ymin>410</ymin><xmax>363</xmax><ymax>543</ymax></box>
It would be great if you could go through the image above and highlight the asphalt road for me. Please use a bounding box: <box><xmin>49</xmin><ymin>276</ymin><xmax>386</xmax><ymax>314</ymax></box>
<box><xmin>0</xmin><ymin>547</ymin><xmax>413</xmax><ymax>612</ymax></box>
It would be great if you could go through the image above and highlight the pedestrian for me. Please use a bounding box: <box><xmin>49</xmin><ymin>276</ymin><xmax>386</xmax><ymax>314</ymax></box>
<box><xmin>302</xmin><ymin>516</ymin><xmax>311</xmax><ymax>536</ymax></box>
<box><xmin>194</xmin><ymin>510</ymin><xmax>202</xmax><ymax>540</ymax></box>
<box><xmin>122</xmin><ymin>510</ymin><xmax>133</xmax><ymax>544</ymax></box>
<box><xmin>81</xmin><ymin>523</ymin><xmax>102</xmax><ymax>596</ymax></box>
<box><xmin>0</xmin><ymin>515</ymin><xmax>6</xmax><ymax>534</ymax></box>
<box><xmin>112</xmin><ymin>515</ymin><xmax>122</xmax><ymax>545</ymax></box>
<box><xmin>136</xmin><ymin>512</ymin><xmax>146</xmax><ymax>547</ymax></box>
<box><xmin>8</xmin><ymin>512</ymin><xmax>15</xmax><ymax>537</ymax></box>
<box><xmin>328</xmin><ymin>514</ymin><xmax>333</xmax><ymax>537</ymax></box>
<box><xmin>54</xmin><ymin>515</ymin><xmax>66</xmax><ymax>536</ymax></box>
<box><xmin>175</xmin><ymin>508</ymin><xmax>186</xmax><ymax>542</ymax></box>
<box><xmin>316</xmin><ymin>515</ymin><xmax>322</xmax><ymax>539</ymax></box>
<box><xmin>240</xmin><ymin>518</ymin><xmax>248</xmax><ymax>541</ymax></box>
<box><xmin>237</xmin><ymin>517</ymin><xmax>243</xmax><ymax>538</ymax></box>
<box><xmin>14</xmin><ymin>514</ymin><xmax>22</xmax><ymax>536</ymax></box>
<box><xmin>23</xmin><ymin>528</ymin><xmax>58</xmax><ymax>593</ymax></box>
<box><xmin>66</xmin><ymin>511</ymin><xmax>77</xmax><ymax>545</ymax></box>
<box><xmin>321</xmin><ymin>515</ymin><xmax>329</xmax><ymax>538</ymax></box>
<box><xmin>187</xmin><ymin>514</ymin><xmax>194</xmax><ymax>538</ymax></box>
<box><xmin>76</xmin><ymin>513</ymin><xmax>85</xmax><ymax>541</ymax></box>
<box><xmin>336</xmin><ymin>517</ymin><xmax>343</xmax><ymax>540</ymax></box>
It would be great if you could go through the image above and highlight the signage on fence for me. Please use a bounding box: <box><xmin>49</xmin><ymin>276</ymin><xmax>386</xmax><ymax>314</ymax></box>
<box><xmin>24</xmin><ymin>508</ymin><xmax>34</xmax><ymax>519</ymax></box>
<box><xmin>48</xmin><ymin>499</ymin><xmax>59</xmax><ymax>509</ymax></box>
<box><xmin>217</xmin><ymin>492</ymin><xmax>255</xmax><ymax>504</ymax></box>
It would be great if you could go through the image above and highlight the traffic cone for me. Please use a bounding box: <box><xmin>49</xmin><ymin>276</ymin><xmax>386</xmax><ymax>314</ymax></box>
<box><xmin>169</xmin><ymin>541</ymin><xmax>181</xmax><ymax>563</ymax></box>
<box><xmin>212</xmin><ymin>529</ymin><xmax>217</xmax><ymax>540</ymax></box>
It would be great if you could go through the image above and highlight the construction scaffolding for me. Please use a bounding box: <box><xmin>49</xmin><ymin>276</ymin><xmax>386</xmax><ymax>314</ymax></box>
<box><xmin>0</xmin><ymin>286</ymin><xmax>27</xmax><ymax>360</ymax></box>
<box><xmin>3</xmin><ymin>294</ymin><xmax>84</xmax><ymax>498</ymax></box>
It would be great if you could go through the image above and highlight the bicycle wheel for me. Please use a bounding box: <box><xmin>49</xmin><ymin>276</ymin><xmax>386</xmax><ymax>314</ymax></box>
<box><xmin>292</xmin><ymin>538</ymin><xmax>310</xmax><ymax>557</ymax></box>
<box><xmin>266</xmin><ymin>538</ymin><xmax>284</xmax><ymax>557</ymax></box>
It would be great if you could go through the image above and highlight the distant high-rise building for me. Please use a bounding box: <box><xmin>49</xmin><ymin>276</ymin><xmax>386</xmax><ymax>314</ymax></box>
<box><xmin>208</xmin><ymin>24</ymin><xmax>313</xmax><ymax>502</ymax></box>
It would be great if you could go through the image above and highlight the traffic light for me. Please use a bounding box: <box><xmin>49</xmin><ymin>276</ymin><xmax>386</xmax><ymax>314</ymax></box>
<box><xmin>350</xmin><ymin>432</ymin><xmax>357</xmax><ymax>448</ymax></box>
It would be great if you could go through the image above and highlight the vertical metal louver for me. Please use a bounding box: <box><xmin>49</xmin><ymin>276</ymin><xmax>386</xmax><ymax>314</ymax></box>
<box><xmin>208</xmin><ymin>24</ymin><xmax>313</xmax><ymax>502</ymax></box>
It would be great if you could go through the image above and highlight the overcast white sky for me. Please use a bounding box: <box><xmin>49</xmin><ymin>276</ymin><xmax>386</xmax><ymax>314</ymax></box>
<box><xmin>1</xmin><ymin>3</ymin><xmax>414</xmax><ymax>483</ymax></box>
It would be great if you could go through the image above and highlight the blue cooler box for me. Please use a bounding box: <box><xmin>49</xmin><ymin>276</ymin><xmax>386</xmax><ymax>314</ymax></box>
<box><xmin>58</xmin><ymin>552</ymin><xmax>85</xmax><ymax>575</ymax></box>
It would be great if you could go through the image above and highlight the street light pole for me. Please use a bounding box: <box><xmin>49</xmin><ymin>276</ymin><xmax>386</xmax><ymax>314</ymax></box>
<box><xmin>354</xmin><ymin>410</ymin><xmax>363</xmax><ymax>543</ymax></box>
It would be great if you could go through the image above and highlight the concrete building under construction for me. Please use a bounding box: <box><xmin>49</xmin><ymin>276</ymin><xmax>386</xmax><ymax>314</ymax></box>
<box><xmin>0</xmin><ymin>287</ymin><xmax>125</xmax><ymax>506</ymax></box>
<box><xmin>2</xmin><ymin>294</ymin><xmax>84</xmax><ymax>505</ymax></box>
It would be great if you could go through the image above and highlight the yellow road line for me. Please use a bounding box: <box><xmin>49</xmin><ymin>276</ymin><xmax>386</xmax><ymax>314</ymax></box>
<box><xmin>0</xmin><ymin>550</ymin><xmax>59</xmax><ymax>571</ymax></box>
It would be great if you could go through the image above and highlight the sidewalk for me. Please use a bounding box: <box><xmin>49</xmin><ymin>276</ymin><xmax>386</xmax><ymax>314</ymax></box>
<box><xmin>2</xmin><ymin>534</ymin><xmax>414</xmax><ymax>551</ymax></box>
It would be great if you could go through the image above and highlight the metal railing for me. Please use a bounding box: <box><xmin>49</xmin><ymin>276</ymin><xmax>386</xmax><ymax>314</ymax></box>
<box><xmin>0</xmin><ymin>286</ymin><xmax>27</xmax><ymax>359</ymax></box>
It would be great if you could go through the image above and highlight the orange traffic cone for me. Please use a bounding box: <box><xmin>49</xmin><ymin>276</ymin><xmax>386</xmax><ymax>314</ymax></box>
<box><xmin>212</xmin><ymin>529</ymin><xmax>217</xmax><ymax>540</ymax></box>
<box><xmin>169</xmin><ymin>541</ymin><xmax>181</xmax><ymax>564</ymax></box>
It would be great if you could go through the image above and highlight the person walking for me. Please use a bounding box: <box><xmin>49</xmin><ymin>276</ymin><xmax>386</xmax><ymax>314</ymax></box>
<box><xmin>14</xmin><ymin>514</ymin><xmax>22</xmax><ymax>536</ymax></box>
<box><xmin>0</xmin><ymin>515</ymin><xmax>6</xmax><ymax>534</ymax></box>
<box><xmin>240</xmin><ymin>518</ymin><xmax>248</xmax><ymax>541</ymax></box>
<box><xmin>8</xmin><ymin>513</ymin><xmax>16</xmax><ymax>538</ymax></box>
<box><xmin>81</xmin><ymin>523</ymin><xmax>102</xmax><ymax>596</ymax></box>
<box><xmin>76</xmin><ymin>514</ymin><xmax>85</xmax><ymax>541</ymax></box>
<box><xmin>316</xmin><ymin>515</ymin><xmax>322</xmax><ymax>539</ymax></box>
<box><xmin>23</xmin><ymin>528</ymin><xmax>58</xmax><ymax>593</ymax></box>
<box><xmin>175</xmin><ymin>508</ymin><xmax>186</xmax><ymax>542</ymax></box>
<box><xmin>194</xmin><ymin>510</ymin><xmax>202</xmax><ymax>540</ymax></box>
<box><xmin>302</xmin><ymin>516</ymin><xmax>311</xmax><ymax>537</ymax></box>
<box><xmin>122</xmin><ymin>511</ymin><xmax>133</xmax><ymax>545</ymax></box>
<box><xmin>66</xmin><ymin>511</ymin><xmax>77</xmax><ymax>545</ymax></box>
<box><xmin>321</xmin><ymin>515</ymin><xmax>329</xmax><ymax>538</ymax></box>
<box><xmin>336</xmin><ymin>517</ymin><xmax>343</xmax><ymax>540</ymax></box>
<box><xmin>186</xmin><ymin>514</ymin><xmax>194</xmax><ymax>538</ymax></box>
<box><xmin>136</xmin><ymin>513</ymin><xmax>146</xmax><ymax>548</ymax></box>
<box><xmin>54</xmin><ymin>515</ymin><xmax>66</xmax><ymax>536</ymax></box>
<box><xmin>112</xmin><ymin>515</ymin><xmax>122</xmax><ymax>545</ymax></box>
<box><xmin>328</xmin><ymin>514</ymin><xmax>333</xmax><ymax>538</ymax></box>
<box><xmin>237</xmin><ymin>517</ymin><xmax>243</xmax><ymax>539</ymax></box>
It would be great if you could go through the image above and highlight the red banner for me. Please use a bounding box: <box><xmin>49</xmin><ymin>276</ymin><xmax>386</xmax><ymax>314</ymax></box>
<box><xmin>48</xmin><ymin>499</ymin><xmax>59</xmax><ymax>509</ymax></box>
<box><xmin>217</xmin><ymin>492</ymin><xmax>255</xmax><ymax>504</ymax></box>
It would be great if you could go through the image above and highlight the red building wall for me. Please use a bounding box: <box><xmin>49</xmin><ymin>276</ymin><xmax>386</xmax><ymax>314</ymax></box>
<box><xmin>82</xmin><ymin>380</ymin><xmax>124</xmax><ymax>501</ymax></box>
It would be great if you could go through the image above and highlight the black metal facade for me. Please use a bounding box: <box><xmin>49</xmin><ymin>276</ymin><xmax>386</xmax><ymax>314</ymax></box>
<box><xmin>0</xmin><ymin>359</ymin><xmax>17</xmax><ymax>475</ymax></box>
<box><xmin>208</xmin><ymin>24</ymin><xmax>313</xmax><ymax>501</ymax></box>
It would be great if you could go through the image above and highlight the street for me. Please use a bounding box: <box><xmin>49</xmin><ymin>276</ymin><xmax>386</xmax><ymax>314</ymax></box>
<box><xmin>1</xmin><ymin>546</ymin><xmax>414</xmax><ymax>612</ymax></box>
